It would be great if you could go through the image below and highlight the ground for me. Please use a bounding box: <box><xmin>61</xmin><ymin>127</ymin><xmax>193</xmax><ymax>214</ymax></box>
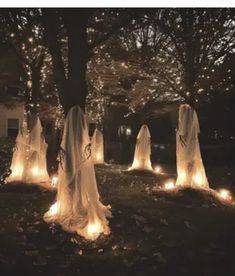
<box><xmin>1</xmin><ymin>164</ymin><xmax>235</xmax><ymax>276</ymax></box>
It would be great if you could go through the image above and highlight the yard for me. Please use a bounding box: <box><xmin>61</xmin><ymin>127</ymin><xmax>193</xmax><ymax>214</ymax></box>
<box><xmin>1</xmin><ymin>164</ymin><xmax>235</xmax><ymax>276</ymax></box>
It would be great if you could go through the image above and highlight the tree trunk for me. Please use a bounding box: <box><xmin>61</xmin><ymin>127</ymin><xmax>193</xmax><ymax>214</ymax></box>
<box><xmin>43</xmin><ymin>9</ymin><xmax>90</xmax><ymax>114</ymax></box>
<box><xmin>184</xmin><ymin>70</ymin><xmax>196</xmax><ymax>108</ymax></box>
<box><xmin>42</xmin><ymin>10</ymin><xmax>68</xmax><ymax>112</ymax></box>
<box><xmin>65</xmin><ymin>10</ymin><xmax>89</xmax><ymax>113</ymax></box>
<box><xmin>182</xmin><ymin>9</ymin><xmax>196</xmax><ymax>108</ymax></box>
<box><xmin>42</xmin><ymin>9</ymin><xmax>90</xmax><ymax>169</ymax></box>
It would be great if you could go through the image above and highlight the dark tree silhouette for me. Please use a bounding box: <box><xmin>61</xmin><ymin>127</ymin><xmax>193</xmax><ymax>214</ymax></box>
<box><xmin>41</xmin><ymin>9</ymin><xmax>137</xmax><ymax>113</ymax></box>
<box><xmin>153</xmin><ymin>8</ymin><xmax>235</xmax><ymax>107</ymax></box>
<box><xmin>0</xmin><ymin>9</ymin><xmax>56</xmax><ymax>112</ymax></box>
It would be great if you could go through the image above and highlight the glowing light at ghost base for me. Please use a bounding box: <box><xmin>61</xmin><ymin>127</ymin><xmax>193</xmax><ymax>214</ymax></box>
<box><xmin>11</xmin><ymin>165</ymin><xmax>24</xmax><ymax>178</ymax></box>
<box><xmin>217</xmin><ymin>189</ymin><xmax>232</xmax><ymax>201</ymax></box>
<box><xmin>193</xmin><ymin>173</ymin><xmax>204</xmax><ymax>187</ymax></box>
<box><xmin>178</xmin><ymin>170</ymin><xmax>186</xmax><ymax>182</ymax></box>
<box><xmin>86</xmin><ymin>222</ymin><xmax>103</xmax><ymax>240</ymax></box>
<box><xmin>31</xmin><ymin>166</ymin><xmax>40</xmax><ymax>176</ymax></box>
<box><xmin>48</xmin><ymin>202</ymin><xmax>60</xmax><ymax>216</ymax></box>
<box><xmin>51</xmin><ymin>175</ymin><xmax>58</xmax><ymax>188</ymax></box>
<box><xmin>164</xmin><ymin>180</ymin><xmax>175</xmax><ymax>191</ymax></box>
<box><xmin>96</xmin><ymin>153</ymin><xmax>102</xmax><ymax>162</ymax></box>
<box><xmin>154</xmin><ymin>165</ymin><xmax>162</xmax><ymax>174</ymax></box>
<box><xmin>132</xmin><ymin>160</ymin><xmax>139</xmax><ymax>168</ymax></box>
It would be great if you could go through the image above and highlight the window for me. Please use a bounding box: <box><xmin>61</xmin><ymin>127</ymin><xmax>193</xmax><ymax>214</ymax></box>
<box><xmin>7</xmin><ymin>118</ymin><xmax>19</xmax><ymax>137</ymax></box>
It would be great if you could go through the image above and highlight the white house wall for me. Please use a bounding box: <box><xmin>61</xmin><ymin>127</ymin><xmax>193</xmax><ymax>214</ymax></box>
<box><xmin>0</xmin><ymin>103</ymin><xmax>24</xmax><ymax>138</ymax></box>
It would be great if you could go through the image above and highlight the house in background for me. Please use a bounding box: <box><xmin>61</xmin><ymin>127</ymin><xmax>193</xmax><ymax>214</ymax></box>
<box><xmin>0</xmin><ymin>100</ymin><xmax>57</xmax><ymax>141</ymax></box>
<box><xmin>0</xmin><ymin>100</ymin><xmax>96</xmax><ymax>141</ymax></box>
<box><xmin>0</xmin><ymin>102</ymin><xmax>25</xmax><ymax>138</ymax></box>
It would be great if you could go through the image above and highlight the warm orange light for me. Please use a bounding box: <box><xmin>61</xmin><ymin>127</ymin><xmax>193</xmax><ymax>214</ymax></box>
<box><xmin>129</xmin><ymin>160</ymin><xmax>140</xmax><ymax>170</ymax></box>
<box><xmin>49</xmin><ymin>202</ymin><xmax>60</xmax><ymax>216</ymax></box>
<box><xmin>218</xmin><ymin>189</ymin><xmax>232</xmax><ymax>201</ymax></box>
<box><xmin>154</xmin><ymin>165</ymin><xmax>162</xmax><ymax>174</ymax></box>
<box><xmin>193</xmin><ymin>173</ymin><xmax>203</xmax><ymax>186</ymax></box>
<box><xmin>31</xmin><ymin>166</ymin><xmax>40</xmax><ymax>176</ymax></box>
<box><xmin>11</xmin><ymin>165</ymin><xmax>23</xmax><ymax>178</ymax></box>
<box><xmin>164</xmin><ymin>180</ymin><xmax>175</xmax><ymax>190</ymax></box>
<box><xmin>133</xmin><ymin>160</ymin><xmax>140</xmax><ymax>168</ymax></box>
<box><xmin>179</xmin><ymin>171</ymin><xmax>186</xmax><ymax>182</ymax></box>
<box><xmin>96</xmin><ymin>152</ymin><xmax>102</xmax><ymax>161</ymax></box>
<box><xmin>87</xmin><ymin>222</ymin><xmax>102</xmax><ymax>240</ymax></box>
<box><xmin>51</xmin><ymin>175</ymin><xmax>58</xmax><ymax>188</ymax></box>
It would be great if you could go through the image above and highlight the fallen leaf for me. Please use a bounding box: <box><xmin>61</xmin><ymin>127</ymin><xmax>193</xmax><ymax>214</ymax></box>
<box><xmin>184</xmin><ymin>220</ymin><xmax>193</xmax><ymax>229</ymax></box>
<box><xmin>74</xmin><ymin>248</ymin><xmax>83</xmax><ymax>255</ymax></box>
<box><xmin>160</xmin><ymin>218</ymin><xmax>168</xmax><ymax>226</ymax></box>
<box><xmin>33</xmin><ymin>255</ymin><xmax>47</xmax><ymax>266</ymax></box>
<box><xmin>123</xmin><ymin>259</ymin><xmax>133</xmax><ymax>267</ymax></box>
<box><xmin>132</xmin><ymin>214</ymin><xmax>146</xmax><ymax>224</ymax></box>
<box><xmin>153</xmin><ymin>252</ymin><xmax>167</xmax><ymax>263</ymax></box>
<box><xmin>16</xmin><ymin>226</ymin><xmax>24</xmax><ymax>233</ymax></box>
<box><xmin>142</xmin><ymin>226</ymin><xmax>154</xmax><ymax>233</ymax></box>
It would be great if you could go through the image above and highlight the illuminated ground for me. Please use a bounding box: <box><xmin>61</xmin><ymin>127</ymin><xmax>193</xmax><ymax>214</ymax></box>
<box><xmin>0</xmin><ymin>164</ymin><xmax>235</xmax><ymax>276</ymax></box>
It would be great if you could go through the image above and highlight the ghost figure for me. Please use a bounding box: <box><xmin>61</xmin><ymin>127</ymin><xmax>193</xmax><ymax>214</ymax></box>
<box><xmin>91</xmin><ymin>128</ymin><xmax>104</xmax><ymax>164</ymax></box>
<box><xmin>6</xmin><ymin>118</ymin><xmax>28</xmax><ymax>182</ymax></box>
<box><xmin>44</xmin><ymin>106</ymin><xmax>111</xmax><ymax>240</ymax></box>
<box><xmin>130</xmin><ymin>124</ymin><xmax>152</xmax><ymax>171</ymax></box>
<box><xmin>176</xmin><ymin>104</ymin><xmax>209</xmax><ymax>189</ymax></box>
<box><xmin>26</xmin><ymin>114</ymin><xmax>50</xmax><ymax>184</ymax></box>
<box><xmin>7</xmin><ymin>113</ymin><xmax>50</xmax><ymax>186</ymax></box>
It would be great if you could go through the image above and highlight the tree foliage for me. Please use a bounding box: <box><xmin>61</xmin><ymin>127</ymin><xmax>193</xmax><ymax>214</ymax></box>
<box><xmin>0</xmin><ymin>8</ymin><xmax>234</xmax><ymax>124</ymax></box>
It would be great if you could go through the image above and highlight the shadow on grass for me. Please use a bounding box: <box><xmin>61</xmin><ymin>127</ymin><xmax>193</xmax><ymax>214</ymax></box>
<box><xmin>1</xmin><ymin>166</ymin><xmax>235</xmax><ymax>275</ymax></box>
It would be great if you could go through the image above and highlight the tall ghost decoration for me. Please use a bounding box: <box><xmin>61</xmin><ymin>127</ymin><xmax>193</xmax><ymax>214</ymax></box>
<box><xmin>7</xmin><ymin>113</ymin><xmax>50</xmax><ymax>186</ymax></box>
<box><xmin>91</xmin><ymin>128</ymin><xmax>104</xmax><ymax>164</ymax></box>
<box><xmin>44</xmin><ymin>106</ymin><xmax>111</xmax><ymax>240</ymax></box>
<box><xmin>130</xmin><ymin>124</ymin><xmax>152</xmax><ymax>171</ymax></box>
<box><xmin>176</xmin><ymin>104</ymin><xmax>209</xmax><ymax>189</ymax></box>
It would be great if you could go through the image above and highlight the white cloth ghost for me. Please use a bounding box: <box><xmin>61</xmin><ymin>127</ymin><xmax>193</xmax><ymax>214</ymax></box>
<box><xmin>7</xmin><ymin>114</ymin><xmax>50</xmax><ymax>186</ymax></box>
<box><xmin>91</xmin><ymin>129</ymin><xmax>104</xmax><ymax>164</ymax></box>
<box><xmin>44</xmin><ymin>106</ymin><xmax>111</xmax><ymax>240</ymax></box>
<box><xmin>176</xmin><ymin>104</ymin><xmax>209</xmax><ymax>189</ymax></box>
<box><xmin>130</xmin><ymin>124</ymin><xmax>152</xmax><ymax>171</ymax></box>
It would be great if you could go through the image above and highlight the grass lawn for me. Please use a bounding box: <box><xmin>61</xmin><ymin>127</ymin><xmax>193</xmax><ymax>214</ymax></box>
<box><xmin>1</xmin><ymin>164</ymin><xmax>235</xmax><ymax>276</ymax></box>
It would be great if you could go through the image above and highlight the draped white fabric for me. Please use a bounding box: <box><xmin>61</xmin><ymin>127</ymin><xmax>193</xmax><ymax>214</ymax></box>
<box><xmin>7</xmin><ymin>114</ymin><xmax>50</xmax><ymax>186</ymax></box>
<box><xmin>91</xmin><ymin>129</ymin><xmax>104</xmax><ymax>164</ymax></box>
<box><xmin>176</xmin><ymin>104</ymin><xmax>209</xmax><ymax>189</ymax></box>
<box><xmin>44</xmin><ymin>106</ymin><xmax>111</xmax><ymax>240</ymax></box>
<box><xmin>130</xmin><ymin>124</ymin><xmax>152</xmax><ymax>171</ymax></box>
